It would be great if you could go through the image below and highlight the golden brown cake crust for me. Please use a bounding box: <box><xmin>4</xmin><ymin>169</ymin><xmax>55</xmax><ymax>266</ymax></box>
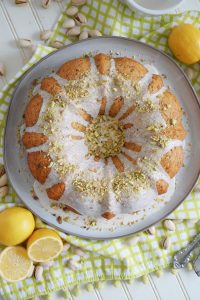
<box><xmin>28</xmin><ymin>151</ymin><xmax>51</xmax><ymax>184</ymax></box>
<box><xmin>112</xmin><ymin>156</ymin><xmax>124</xmax><ymax>173</ymax></box>
<box><xmin>46</xmin><ymin>182</ymin><xmax>65</xmax><ymax>200</ymax></box>
<box><xmin>159</xmin><ymin>90</ymin><xmax>186</xmax><ymax>141</ymax></box>
<box><xmin>94</xmin><ymin>53</ymin><xmax>111</xmax><ymax>75</ymax></box>
<box><xmin>114</xmin><ymin>57</ymin><xmax>148</xmax><ymax>82</ymax></box>
<box><xmin>24</xmin><ymin>94</ymin><xmax>43</xmax><ymax>127</ymax></box>
<box><xmin>40</xmin><ymin>77</ymin><xmax>62</xmax><ymax>96</ymax></box>
<box><xmin>156</xmin><ymin>179</ymin><xmax>169</xmax><ymax>195</ymax></box>
<box><xmin>57</xmin><ymin>57</ymin><xmax>90</xmax><ymax>80</ymax></box>
<box><xmin>159</xmin><ymin>90</ymin><xmax>183</xmax><ymax>124</ymax></box>
<box><xmin>148</xmin><ymin>74</ymin><xmax>163</xmax><ymax>94</ymax></box>
<box><xmin>162</xmin><ymin>123</ymin><xmax>187</xmax><ymax>141</ymax></box>
<box><xmin>161</xmin><ymin>146</ymin><xmax>184</xmax><ymax>178</ymax></box>
<box><xmin>109</xmin><ymin>96</ymin><xmax>124</xmax><ymax>117</ymax></box>
<box><xmin>22</xmin><ymin>132</ymin><xmax>48</xmax><ymax>149</ymax></box>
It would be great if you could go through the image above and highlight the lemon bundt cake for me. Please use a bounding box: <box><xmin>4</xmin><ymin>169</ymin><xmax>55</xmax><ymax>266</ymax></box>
<box><xmin>22</xmin><ymin>53</ymin><xmax>186</xmax><ymax>221</ymax></box>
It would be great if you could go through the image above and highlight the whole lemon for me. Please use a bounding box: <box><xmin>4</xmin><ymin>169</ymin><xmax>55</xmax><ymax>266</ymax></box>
<box><xmin>168</xmin><ymin>23</ymin><xmax>200</xmax><ymax>65</ymax></box>
<box><xmin>0</xmin><ymin>207</ymin><xmax>35</xmax><ymax>246</ymax></box>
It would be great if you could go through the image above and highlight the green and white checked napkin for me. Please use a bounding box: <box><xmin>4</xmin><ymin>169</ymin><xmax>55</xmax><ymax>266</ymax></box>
<box><xmin>0</xmin><ymin>1</ymin><xmax>200</xmax><ymax>299</ymax></box>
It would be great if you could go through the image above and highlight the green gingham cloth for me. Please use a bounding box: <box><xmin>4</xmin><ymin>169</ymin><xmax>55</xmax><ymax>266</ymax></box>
<box><xmin>0</xmin><ymin>1</ymin><xmax>200</xmax><ymax>299</ymax></box>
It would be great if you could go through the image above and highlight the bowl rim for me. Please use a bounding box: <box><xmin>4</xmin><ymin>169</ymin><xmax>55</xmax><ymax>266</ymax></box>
<box><xmin>4</xmin><ymin>36</ymin><xmax>200</xmax><ymax>240</ymax></box>
<box><xmin>124</xmin><ymin>0</ymin><xmax>184</xmax><ymax>15</ymax></box>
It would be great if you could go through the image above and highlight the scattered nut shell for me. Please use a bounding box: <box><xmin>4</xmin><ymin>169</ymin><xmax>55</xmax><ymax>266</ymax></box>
<box><xmin>63</xmin><ymin>243</ymin><xmax>71</xmax><ymax>251</ymax></box>
<box><xmin>41</xmin><ymin>260</ymin><xmax>54</xmax><ymax>267</ymax></box>
<box><xmin>67</xmin><ymin>26</ymin><xmax>81</xmax><ymax>36</ymax></box>
<box><xmin>75</xmin><ymin>13</ymin><xmax>87</xmax><ymax>26</ymax></box>
<box><xmin>0</xmin><ymin>173</ymin><xmax>7</xmax><ymax>187</ymax></box>
<box><xmin>185</xmin><ymin>68</ymin><xmax>195</xmax><ymax>80</ymax></box>
<box><xmin>19</xmin><ymin>38</ymin><xmax>32</xmax><ymax>48</ymax></box>
<box><xmin>146</xmin><ymin>226</ymin><xmax>155</xmax><ymax>235</ymax></box>
<box><xmin>0</xmin><ymin>185</ymin><xmax>9</xmax><ymax>197</ymax></box>
<box><xmin>89</xmin><ymin>29</ymin><xmax>102</xmax><ymax>37</ymax></box>
<box><xmin>79</xmin><ymin>31</ymin><xmax>88</xmax><ymax>40</ymax></box>
<box><xmin>74</xmin><ymin>248</ymin><xmax>87</xmax><ymax>257</ymax></box>
<box><xmin>173</xmin><ymin>219</ymin><xmax>182</xmax><ymax>224</ymax></box>
<box><xmin>71</xmin><ymin>0</ymin><xmax>86</xmax><ymax>6</ymax></box>
<box><xmin>162</xmin><ymin>236</ymin><xmax>171</xmax><ymax>249</ymax></box>
<box><xmin>163</xmin><ymin>219</ymin><xmax>175</xmax><ymax>231</ymax></box>
<box><xmin>34</xmin><ymin>265</ymin><xmax>44</xmax><ymax>281</ymax></box>
<box><xmin>0</xmin><ymin>63</ymin><xmax>5</xmax><ymax>76</ymax></box>
<box><xmin>0</xmin><ymin>165</ymin><xmax>5</xmax><ymax>177</ymax></box>
<box><xmin>63</xmin><ymin>19</ymin><xmax>76</xmax><ymax>29</ymax></box>
<box><xmin>40</xmin><ymin>30</ymin><xmax>53</xmax><ymax>41</ymax></box>
<box><xmin>15</xmin><ymin>0</ymin><xmax>28</xmax><ymax>4</ymax></box>
<box><xmin>68</xmin><ymin>259</ymin><xmax>80</xmax><ymax>270</ymax></box>
<box><xmin>42</xmin><ymin>0</ymin><xmax>51</xmax><ymax>8</ymax></box>
<box><xmin>66</xmin><ymin>6</ymin><xmax>78</xmax><ymax>16</ymax></box>
<box><xmin>28</xmin><ymin>265</ymin><xmax>35</xmax><ymax>278</ymax></box>
<box><xmin>49</xmin><ymin>40</ymin><xmax>64</xmax><ymax>49</ymax></box>
<box><xmin>128</xmin><ymin>236</ymin><xmax>139</xmax><ymax>246</ymax></box>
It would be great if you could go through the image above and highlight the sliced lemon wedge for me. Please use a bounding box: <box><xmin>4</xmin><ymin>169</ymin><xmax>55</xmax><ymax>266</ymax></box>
<box><xmin>27</xmin><ymin>229</ymin><xmax>63</xmax><ymax>262</ymax></box>
<box><xmin>0</xmin><ymin>246</ymin><xmax>33</xmax><ymax>282</ymax></box>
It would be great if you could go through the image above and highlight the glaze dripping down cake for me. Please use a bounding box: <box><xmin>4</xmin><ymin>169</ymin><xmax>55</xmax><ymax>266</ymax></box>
<box><xmin>22</xmin><ymin>53</ymin><xmax>186</xmax><ymax>220</ymax></box>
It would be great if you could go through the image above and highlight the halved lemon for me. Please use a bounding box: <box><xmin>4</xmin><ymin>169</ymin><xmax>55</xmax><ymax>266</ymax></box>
<box><xmin>27</xmin><ymin>229</ymin><xmax>63</xmax><ymax>262</ymax></box>
<box><xmin>0</xmin><ymin>246</ymin><xmax>33</xmax><ymax>282</ymax></box>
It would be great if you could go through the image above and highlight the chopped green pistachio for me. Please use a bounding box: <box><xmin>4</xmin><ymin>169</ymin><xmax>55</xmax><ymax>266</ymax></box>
<box><xmin>112</xmin><ymin>170</ymin><xmax>149</xmax><ymax>199</ymax></box>
<box><xmin>65</xmin><ymin>77</ymin><xmax>90</xmax><ymax>100</ymax></box>
<box><xmin>146</xmin><ymin>123</ymin><xmax>163</xmax><ymax>133</ymax></box>
<box><xmin>150</xmin><ymin>134</ymin><xmax>168</xmax><ymax>148</ymax></box>
<box><xmin>84</xmin><ymin>115</ymin><xmax>125</xmax><ymax>159</ymax></box>
<box><xmin>73</xmin><ymin>177</ymin><xmax>108</xmax><ymax>199</ymax></box>
<box><xmin>136</xmin><ymin>99</ymin><xmax>155</xmax><ymax>112</ymax></box>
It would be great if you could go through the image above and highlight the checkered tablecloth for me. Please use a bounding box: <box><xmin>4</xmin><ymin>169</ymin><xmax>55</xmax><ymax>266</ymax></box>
<box><xmin>0</xmin><ymin>1</ymin><xmax>199</xmax><ymax>299</ymax></box>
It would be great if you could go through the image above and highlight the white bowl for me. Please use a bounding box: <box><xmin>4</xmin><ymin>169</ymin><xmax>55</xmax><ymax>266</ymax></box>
<box><xmin>123</xmin><ymin>0</ymin><xmax>184</xmax><ymax>15</ymax></box>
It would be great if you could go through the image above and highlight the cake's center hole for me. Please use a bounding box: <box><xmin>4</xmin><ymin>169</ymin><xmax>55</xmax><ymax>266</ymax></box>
<box><xmin>85</xmin><ymin>115</ymin><xmax>125</xmax><ymax>159</ymax></box>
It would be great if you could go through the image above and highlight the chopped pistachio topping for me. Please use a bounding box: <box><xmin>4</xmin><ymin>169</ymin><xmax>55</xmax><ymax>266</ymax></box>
<box><xmin>112</xmin><ymin>170</ymin><xmax>149</xmax><ymax>199</ymax></box>
<box><xmin>113</xmin><ymin>74</ymin><xmax>141</xmax><ymax>98</ymax></box>
<box><xmin>54</xmin><ymin>156</ymin><xmax>75</xmax><ymax>179</ymax></box>
<box><xmin>43</xmin><ymin>107</ymin><xmax>54</xmax><ymax>123</ymax></box>
<box><xmin>48</xmin><ymin>142</ymin><xmax>75</xmax><ymax>179</ymax></box>
<box><xmin>51</xmin><ymin>93</ymin><xmax>66</xmax><ymax>108</ymax></box>
<box><xmin>73</xmin><ymin>177</ymin><xmax>108</xmax><ymax>199</ymax></box>
<box><xmin>133</xmin><ymin>82</ymin><xmax>141</xmax><ymax>94</ymax></box>
<box><xmin>65</xmin><ymin>78</ymin><xmax>90</xmax><ymax>100</ymax></box>
<box><xmin>138</xmin><ymin>156</ymin><xmax>158</xmax><ymax>171</ymax></box>
<box><xmin>150</xmin><ymin>134</ymin><xmax>168</xmax><ymax>148</ymax></box>
<box><xmin>41</xmin><ymin>94</ymin><xmax>65</xmax><ymax>135</ymax></box>
<box><xmin>96</xmin><ymin>80</ymin><xmax>107</xmax><ymax>86</ymax></box>
<box><xmin>146</xmin><ymin>123</ymin><xmax>163</xmax><ymax>133</ymax></box>
<box><xmin>84</xmin><ymin>115</ymin><xmax>125</xmax><ymax>159</ymax></box>
<box><xmin>135</xmin><ymin>99</ymin><xmax>155</xmax><ymax>113</ymax></box>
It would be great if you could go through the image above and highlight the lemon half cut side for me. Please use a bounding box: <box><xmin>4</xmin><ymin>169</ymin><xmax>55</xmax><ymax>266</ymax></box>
<box><xmin>27</xmin><ymin>229</ymin><xmax>63</xmax><ymax>262</ymax></box>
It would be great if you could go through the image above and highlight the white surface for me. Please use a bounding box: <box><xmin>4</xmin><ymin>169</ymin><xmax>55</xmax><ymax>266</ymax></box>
<box><xmin>0</xmin><ymin>0</ymin><xmax>200</xmax><ymax>299</ymax></box>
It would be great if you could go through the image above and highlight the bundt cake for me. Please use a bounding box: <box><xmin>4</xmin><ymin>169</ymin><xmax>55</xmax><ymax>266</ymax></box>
<box><xmin>22</xmin><ymin>53</ymin><xmax>186</xmax><ymax>221</ymax></box>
